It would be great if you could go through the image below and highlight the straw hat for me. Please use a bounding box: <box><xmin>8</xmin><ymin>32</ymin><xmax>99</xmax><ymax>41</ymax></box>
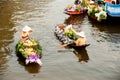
<box><xmin>22</xmin><ymin>25</ymin><xmax>32</xmax><ymax>32</ymax></box>
<box><xmin>90</xmin><ymin>1</ymin><xmax>95</xmax><ymax>4</ymax></box>
<box><xmin>77</xmin><ymin>31</ymin><xmax>86</xmax><ymax>37</ymax></box>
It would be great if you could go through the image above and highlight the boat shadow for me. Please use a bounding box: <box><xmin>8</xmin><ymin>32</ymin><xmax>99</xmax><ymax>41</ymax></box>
<box><xmin>66</xmin><ymin>43</ymin><xmax>90</xmax><ymax>63</ymax></box>
<box><xmin>64</xmin><ymin>14</ymin><xmax>86</xmax><ymax>25</ymax></box>
<box><xmin>16</xmin><ymin>52</ymin><xmax>41</xmax><ymax>73</ymax></box>
<box><xmin>88</xmin><ymin>16</ymin><xmax>120</xmax><ymax>33</ymax></box>
<box><xmin>88</xmin><ymin>15</ymin><xmax>120</xmax><ymax>25</ymax></box>
<box><xmin>72</xmin><ymin>46</ymin><xmax>89</xmax><ymax>63</ymax></box>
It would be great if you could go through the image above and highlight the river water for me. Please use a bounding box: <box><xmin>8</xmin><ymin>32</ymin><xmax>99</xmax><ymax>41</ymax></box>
<box><xmin>0</xmin><ymin>0</ymin><xmax>120</xmax><ymax>80</ymax></box>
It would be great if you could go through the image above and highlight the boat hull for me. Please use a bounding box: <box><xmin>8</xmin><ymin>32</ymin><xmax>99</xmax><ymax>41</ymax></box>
<box><xmin>105</xmin><ymin>2</ymin><xmax>120</xmax><ymax>17</ymax></box>
<box><xmin>64</xmin><ymin>10</ymin><xmax>87</xmax><ymax>15</ymax></box>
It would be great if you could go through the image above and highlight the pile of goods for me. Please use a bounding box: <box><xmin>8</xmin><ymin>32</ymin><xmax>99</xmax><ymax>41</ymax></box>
<box><xmin>87</xmin><ymin>1</ymin><xmax>107</xmax><ymax>21</ymax></box>
<box><xmin>16</xmin><ymin>38</ymin><xmax>42</xmax><ymax>65</ymax></box>
<box><xmin>55</xmin><ymin>24</ymin><xmax>77</xmax><ymax>44</ymax></box>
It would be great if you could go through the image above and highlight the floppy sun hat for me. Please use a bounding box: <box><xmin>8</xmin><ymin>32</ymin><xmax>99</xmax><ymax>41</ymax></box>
<box><xmin>90</xmin><ymin>1</ymin><xmax>95</xmax><ymax>4</ymax></box>
<box><xmin>22</xmin><ymin>25</ymin><xmax>32</xmax><ymax>32</ymax></box>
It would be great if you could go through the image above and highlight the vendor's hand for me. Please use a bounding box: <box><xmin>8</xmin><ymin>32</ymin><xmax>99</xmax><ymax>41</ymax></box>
<box><xmin>58</xmin><ymin>44</ymin><xmax>67</xmax><ymax>48</ymax></box>
<box><xmin>58</xmin><ymin>45</ymin><xmax>65</xmax><ymax>48</ymax></box>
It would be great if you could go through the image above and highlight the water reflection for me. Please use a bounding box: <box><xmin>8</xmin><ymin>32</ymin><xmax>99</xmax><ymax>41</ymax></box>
<box><xmin>64</xmin><ymin>14</ymin><xmax>86</xmax><ymax>25</ymax></box>
<box><xmin>73</xmin><ymin>46</ymin><xmax>89</xmax><ymax>63</ymax></box>
<box><xmin>0</xmin><ymin>0</ymin><xmax>16</xmax><ymax>74</ymax></box>
<box><xmin>88</xmin><ymin>17</ymin><xmax>120</xmax><ymax>33</ymax></box>
<box><xmin>17</xmin><ymin>57</ymin><xmax>41</xmax><ymax>73</ymax></box>
<box><xmin>25</xmin><ymin>64</ymin><xmax>41</xmax><ymax>73</ymax></box>
<box><xmin>88</xmin><ymin>16</ymin><xmax>120</xmax><ymax>42</ymax></box>
<box><xmin>88</xmin><ymin>16</ymin><xmax>120</xmax><ymax>52</ymax></box>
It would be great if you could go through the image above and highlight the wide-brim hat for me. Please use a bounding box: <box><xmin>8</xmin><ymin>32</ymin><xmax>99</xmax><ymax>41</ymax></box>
<box><xmin>22</xmin><ymin>25</ymin><xmax>32</xmax><ymax>32</ymax></box>
<box><xmin>90</xmin><ymin>1</ymin><xmax>95</xmax><ymax>4</ymax></box>
<box><xmin>77</xmin><ymin>31</ymin><xmax>85</xmax><ymax>37</ymax></box>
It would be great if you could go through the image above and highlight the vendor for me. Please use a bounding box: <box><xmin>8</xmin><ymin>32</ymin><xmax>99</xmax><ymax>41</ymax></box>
<box><xmin>20</xmin><ymin>25</ymin><xmax>32</xmax><ymax>41</ymax></box>
<box><xmin>76</xmin><ymin>32</ymin><xmax>86</xmax><ymax>46</ymax></box>
<box><xmin>70</xmin><ymin>28</ymin><xmax>86</xmax><ymax>46</ymax></box>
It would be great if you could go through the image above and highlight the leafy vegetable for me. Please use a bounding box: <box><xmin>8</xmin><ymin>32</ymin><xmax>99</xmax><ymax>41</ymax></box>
<box><xmin>16</xmin><ymin>39</ymin><xmax>42</xmax><ymax>58</ymax></box>
<box><xmin>66</xmin><ymin>4</ymin><xmax>73</xmax><ymax>8</ymax></box>
<box><xmin>75</xmin><ymin>5</ymin><xmax>81</xmax><ymax>11</ymax></box>
<box><xmin>74</xmin><ymin>0</ymin><xmax>79</xmax><ymax>4</ymax></box>
<box><xmin>64</xmin><ymin>29</ymin><xmax>77</xmax><ymax>40</ymax></box>
<box><xmin>81</xmin><ymin>0</ymin><xmax>88</xmax><ymax>7</ymax></box>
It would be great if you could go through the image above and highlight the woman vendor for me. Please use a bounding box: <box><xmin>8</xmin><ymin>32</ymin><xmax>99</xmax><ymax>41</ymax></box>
<box><xmin>20</xmin><ymin>25</ymin><xmax>32</xmax><ymax>42</ymax></box>
<box><xmin>70</xmin><ymin>27</ymin><xmax>86</xmax><ymax>46</ymax></box>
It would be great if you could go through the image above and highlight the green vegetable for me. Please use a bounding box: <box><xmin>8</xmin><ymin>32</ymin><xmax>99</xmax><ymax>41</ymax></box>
<box><xmin>66</xmin><ymin>4</ymin><xmax>73</xmax><ymax>8</ymax></box>
<box><xmin>81</xmin><ymin>0</ymin><xmax>88</xmax><ymax>7</ymax></box>
<box><xmin>75</xmin><ymin>5</ymin><xmax>81</xmax><ymax>11</ymax></box>
<box><xmin>64</xmin><ymin>29</ymin><xmax>77</xmax><ymax>40</ymax></box>
<box><xmin>16</xmin><ymin>39</ymin><xmax>42</xmax><ymax>58</ymax></box>
<box><xmin>74</xmin><ymin>0</ymin><xmax>79</xmax><ymax>4</ymax></box>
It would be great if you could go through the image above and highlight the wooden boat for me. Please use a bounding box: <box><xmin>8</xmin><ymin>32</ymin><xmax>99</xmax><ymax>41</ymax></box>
<box><xmin>64</xmin><ymin>10</ymin><xmax>84</xmax><ymax>15</ymax></box>
<box><xmin>105</xmin><ymin>2</ymin><xmax>120</xmax><ymax>17</ymax></box>
<box><xmin>64</xmin><ymin>0</ymin><xmax>88</xmax><ymax>16</ymax></box>
<box><xmin>16</xmin><ymin>38</ymin><xmax>42</xmax><ymax>66</ymax></box>
<box><xmin>54</xmin><ymin>24</ymin><xmax>89</xmax><ymax>48</ymax></box>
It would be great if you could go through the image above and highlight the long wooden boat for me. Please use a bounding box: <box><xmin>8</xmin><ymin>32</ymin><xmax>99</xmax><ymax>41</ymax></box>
<box><xmin>105</xmin><ymin>2</ymin><xmax>120</xmax><ymax>17</ymax></box>
<box><xmin>54</xmin><ymin>24</ymin><xmax>89</xmax><ymax>48</ymax></box>
<box><xmin>64</xmin><ymin>2</ymin><xmax>87</xmax><ymax>16</ymax></box>
<box><xmin>16</xmin><ymin>38</ymin><xmax>42</xmax><ymax>66</ymax></box>
<box><xmin>64</xmin><ymin>10</ymin><xmax>84</xmax><ymax>15</ymax></box>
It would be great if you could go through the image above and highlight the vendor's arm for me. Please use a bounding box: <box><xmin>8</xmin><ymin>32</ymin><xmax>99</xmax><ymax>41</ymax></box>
<box><xmin>58</xmin><ymin>44</ymin><xmax>68</xmax><ymax>48</ymax></box>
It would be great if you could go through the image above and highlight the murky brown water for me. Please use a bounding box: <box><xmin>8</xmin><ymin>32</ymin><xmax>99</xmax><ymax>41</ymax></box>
<box><xmin>0</xmin><ymin>0</ymin><xmax>120</xmax><ymax>80</ymax></box>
